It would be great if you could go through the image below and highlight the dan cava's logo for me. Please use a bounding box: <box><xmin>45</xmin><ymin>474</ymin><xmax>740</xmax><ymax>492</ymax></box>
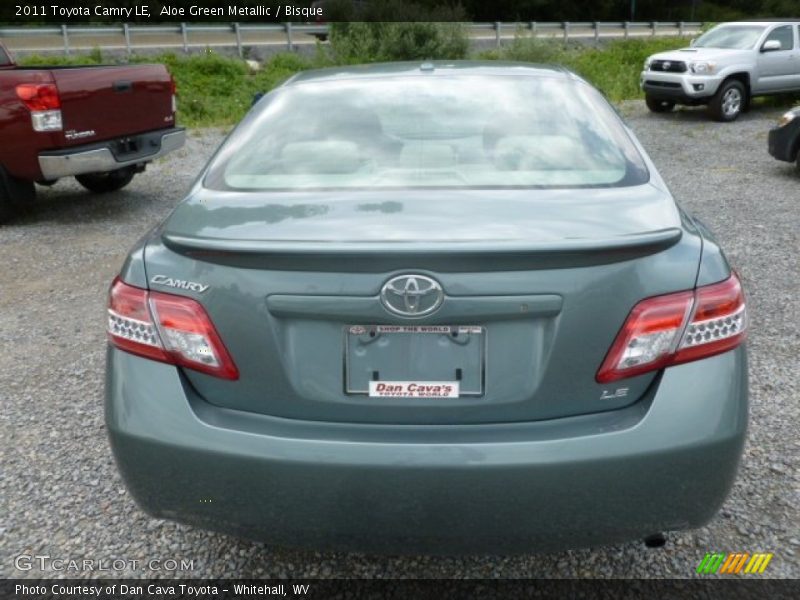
<box><xmin>380</xmin><ymin>274</ymin><xmax>444</xmax><ymax>317</ymax></box>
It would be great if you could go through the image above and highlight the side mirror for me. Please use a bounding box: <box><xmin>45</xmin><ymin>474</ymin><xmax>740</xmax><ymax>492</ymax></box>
<box><xmin>761</xmin><ymin>39</ymin><xmax>782</xmax><ymax>52</ymax></box>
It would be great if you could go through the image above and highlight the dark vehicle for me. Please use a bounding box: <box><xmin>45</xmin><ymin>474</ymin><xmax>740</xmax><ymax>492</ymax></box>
<box><xmin>768</xmin><ymin>106</ymin><xmax>800</xmax><ymax>170</ymax></box>
<box><xmin>0</xmin><ymin>41</ymin><xmax>185</xmax><ymax>222</ymax></box>
<box><xmin>106</xmin><ymin>62</ymin><xmax>748</xmax><ymax>555</ymax></box>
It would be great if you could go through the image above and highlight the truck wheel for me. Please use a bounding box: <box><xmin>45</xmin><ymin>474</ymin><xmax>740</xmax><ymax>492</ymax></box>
<box><xmin>708</xmin><ymin>80</ymin><xmax>746</xmax><ymax>122</ymax></box>
<box><xmin>75</xmin><ymin>167</ymin><xmax>135</xmax><ymax>193</ymax></box>
<box><xmin>645</xmin><ymin>95</ymin><xmax>675</xmax><ymax>113</ymax></box>
<box><xmin>0</xmin><ymin>168</ymin><xmax>35</xmax><ymax>224</ymax></box>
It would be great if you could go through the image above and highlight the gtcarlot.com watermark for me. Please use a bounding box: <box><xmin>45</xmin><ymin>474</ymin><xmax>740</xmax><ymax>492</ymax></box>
<box><xmin>14</xmin><ymin>554</ymin><xmax>196</xmax><ymax>573</ymax></box>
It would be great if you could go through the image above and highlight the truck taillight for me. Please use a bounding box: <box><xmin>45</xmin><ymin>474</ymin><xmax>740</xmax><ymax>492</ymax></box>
<box><xmin>107</xmin><ymin>278</ymin><xmax>239</xmax><ymax>380</ymax></box>
<box><xmin>15</xmin><ymin>83</ymin><xmax>62</xmax><ymax>132</ymax></box>
<box><xmin>596</xmin><ymin>273</ymin><xmax>746</xmax><ymax>383</ymax></box>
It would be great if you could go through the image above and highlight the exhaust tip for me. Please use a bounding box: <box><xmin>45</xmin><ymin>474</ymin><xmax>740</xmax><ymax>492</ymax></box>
<box><xmin>644</xmin><ymin>533</ymin><xmax>667</xmax><ymax>548</ymax></box>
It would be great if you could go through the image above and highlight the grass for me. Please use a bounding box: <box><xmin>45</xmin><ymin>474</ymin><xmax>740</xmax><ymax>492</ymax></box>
<box><xmin>480</xmin><ymin>35</ymin><xmax>696</xmax><ymax>102</ymax></box>
<box><xmin>18</xmin><ymin>36</ymin><xmax>800</xmax><ymax>127</ymax></box>
<box><xmin>20</xmin><ymin>47</ymin><xmax>330</xmax><ymax>128</ymax></box>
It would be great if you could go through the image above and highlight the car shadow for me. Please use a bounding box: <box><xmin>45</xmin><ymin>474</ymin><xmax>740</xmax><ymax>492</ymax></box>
<box><xmin>647</xmin><ymin>102</ymin><xmax>787</xmax><ymax>123</ymax></box>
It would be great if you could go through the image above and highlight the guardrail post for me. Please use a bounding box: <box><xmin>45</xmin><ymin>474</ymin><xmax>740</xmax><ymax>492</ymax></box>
<box><xmin>61</xmin><ymin>24</ymin><xmax>70</xmax><ymax>56</ymax></box>
<box><xmin>494</xmin><ymin>22</ymin><xmax>501</xmax><ymax>47</ymax></box>
<box><xmin>678</xmin><ymin>21</ymin><xmax>685</xmax><ymax>36</ymax></box>
<box><xmin>652</xmin><ymin>21</ymin><xmax>657</xmax><ymax>36</ymax></box>
<box><xmin>180</xmin><ymin>22</ymin><xmax>188</xmax><ymax>53</ymax></box>
<box><xmin>529</xmin><ymin>21</ymin><xmax>537</xmax><ymax>38</ymax></box>
<box><xmin>285</xmin><ymin>22</ymin><xmax>293</xmax><ymax>51</ymax></box>
<box><xmin>593</xmin><ymin>21</ymin><xmax>599</xmax><ymax>45</ymax></box>
<box><xmin>624</xmin><ymin>21</ymin><xmax>630</xmax><ymax>39</ymax></box>
<box><xmin>233</xmin><ymin>22</ymin><xmax>242</xmax><ymax>58</ymax></box>
<box><xmin>563</xmin><ymin>21</ymin><xmax>569</xmax><ymax>43</ymax></box>
<box><xmin>123</xmin><ymin>23</ymin><xmax>131</xmax><ymax>59</ymax></box>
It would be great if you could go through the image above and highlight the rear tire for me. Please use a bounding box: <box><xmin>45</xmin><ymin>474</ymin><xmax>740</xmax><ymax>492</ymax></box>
<box><xmin>75</xmin><ymin>167</ymin><xmax>135</xmax><ymax>193</ymax></box>
<box><xmin>0</xmin><ymin>168</ymin><xmax>35</xmax><ymax>224</ymax></box>
<box><xmin>645</xmin><ymin>95</ymin><xmax>675</xmax><ymax>113</ymax></box>
<box><xmin>708</xmin><ymin>79</ymin><xmax>746</xmax><ymax>122</ymax></box>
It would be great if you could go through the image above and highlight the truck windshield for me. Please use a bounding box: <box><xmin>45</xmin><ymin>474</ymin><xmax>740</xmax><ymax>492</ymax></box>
<box><xmin>694</xmin><ymin>25</ymin><xmax>766</xmax><ymax>49</ymax></box>
<box><xmin>205</xmin><ymin>75</ymin><xmax>649</xmax><ymax>191</ymax></box>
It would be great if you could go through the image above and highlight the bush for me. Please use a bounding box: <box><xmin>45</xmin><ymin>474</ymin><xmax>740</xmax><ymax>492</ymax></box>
<box><xmin>330</xmin><ymin>21</ymin><xmax>468</xmax><ymax>63</ymax></box>
<box><xmin>328</xmin><ymin>1</ymin><xmax>468</xmax><ymax>63</ymax></box>
<box><xmin>571</xmin><ymin>38</ymin><xmax>693</xmax><ymax>101</ymax></box>
<box><xmin>483</xmin><ymin>33</ymin><xmax>575</xmax><ymax>65</ymax></box>
<box><xmin>486</xmin><ymin>34</ymin><xmax>693</xmax><ymax>102</ymax></box>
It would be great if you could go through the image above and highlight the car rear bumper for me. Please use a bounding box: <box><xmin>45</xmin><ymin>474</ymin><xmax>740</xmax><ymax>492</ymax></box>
<box><xmin>38</xmin><ymin>128</ymin><xmax>185</xmax><ymax>180</ymax></box>
<box><xmin>106</xmin><ymin>345</ymin><xmax>748</xmax><ymax>555</ymax></box>
<box><xmin>640</xmin><ymin>71</ymin><xmax>721</xmax><ymax>104</ymax></box>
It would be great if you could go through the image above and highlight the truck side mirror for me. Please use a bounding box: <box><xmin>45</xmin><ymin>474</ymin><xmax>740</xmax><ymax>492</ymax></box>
<box><xmin>761</xmin><ymin>40</ymin><xmax>782</xmax><ymax>52</ymax></box>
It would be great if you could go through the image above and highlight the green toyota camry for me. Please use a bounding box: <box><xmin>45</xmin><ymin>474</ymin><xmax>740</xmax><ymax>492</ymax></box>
<box><xmin>105</xmin><ymin>62</ymin><xmax>748</xmax><ymax>554</ymax></box>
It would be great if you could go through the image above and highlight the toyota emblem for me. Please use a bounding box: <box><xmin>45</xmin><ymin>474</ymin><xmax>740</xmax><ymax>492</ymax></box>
<box><xmin>380</xmin><ymin>274</ymin><xmax>444</xmax><ymax>317</ymax></box>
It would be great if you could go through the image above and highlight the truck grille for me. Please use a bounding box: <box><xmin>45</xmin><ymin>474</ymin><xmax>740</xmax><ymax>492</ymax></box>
<box><xmin>649</xmin><ymin>60</ymin><xmax>687</xmax><ymax>73</ymax></box>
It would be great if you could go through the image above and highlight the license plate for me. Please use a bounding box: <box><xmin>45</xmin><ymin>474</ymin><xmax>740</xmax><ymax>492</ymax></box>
<box><xmin>345</xmin><ymin>325</ymin><xmax>485</xmax><ymax>397</ymax></box>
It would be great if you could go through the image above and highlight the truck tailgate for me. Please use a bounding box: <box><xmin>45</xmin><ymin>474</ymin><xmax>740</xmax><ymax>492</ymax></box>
<box><xmin>50</xmin><ymin>64</ymin><xmax>174</xmax><ymax>144</ymax></box>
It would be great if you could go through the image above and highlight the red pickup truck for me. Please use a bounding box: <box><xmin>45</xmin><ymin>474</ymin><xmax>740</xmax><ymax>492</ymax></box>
<box><xmin>0</xmin><ymin>41</ymin><xmax>185</xmax><ymax>222</ymax></box>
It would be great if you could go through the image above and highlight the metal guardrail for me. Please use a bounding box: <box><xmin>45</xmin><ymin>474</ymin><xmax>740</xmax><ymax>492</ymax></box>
<box><xmin>0</xmin><ymin>21</ymin><xmax>703</xmax><ymax>57</ymax></box>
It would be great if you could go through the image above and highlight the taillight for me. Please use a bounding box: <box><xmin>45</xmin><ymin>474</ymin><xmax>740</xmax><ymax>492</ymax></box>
<box><xmin>16</xmin><ymin>83</ymin><xmax>60</xmax><ymax>110</ymax></box>
<box><xmin>170</xmin><ymin>77</ymin><xmax>177</xmax><ymax>113</ymax></box>
<box><xmin>597</xmin><ymin>273</ymin><xmax>746</xmax><ymax>383</ymax></box>
<box><xmin>15</xmin><ymin>83</ymin><xmax>62</xmax><ymax>132</ymax></box>
<box><xmin>107</xmin><ymin>278</ymin><xmax>238</xmax><ymax>380</ymax></box>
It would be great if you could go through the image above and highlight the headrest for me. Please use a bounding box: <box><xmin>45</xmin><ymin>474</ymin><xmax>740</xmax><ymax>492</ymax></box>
<box><xmin>280</xmin><ymin>141</ymin><xmax>361</xmax><ymax>174</ymax></box>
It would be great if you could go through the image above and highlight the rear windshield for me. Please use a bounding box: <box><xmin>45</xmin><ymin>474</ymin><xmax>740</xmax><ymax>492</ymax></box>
<box><xmin>694</xmin><ymin>25</ymin><xmax>766</xmax><ymax>49</ymax></box>
<box><xmin>0</xmin><ymin>46</ymin><xmax>11</xmax><ymax>66</ymax></box>
<box><xmin>205</xmin><ymin>74</ymin><xmax>649</xmax><ymax>191</ymax></box>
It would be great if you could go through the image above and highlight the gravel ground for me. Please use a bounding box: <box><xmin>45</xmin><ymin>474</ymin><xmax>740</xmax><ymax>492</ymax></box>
<box><xmin>1</xmin><ymin>101</ymin><xmax>798</xmax><ymax>579</ymax></box>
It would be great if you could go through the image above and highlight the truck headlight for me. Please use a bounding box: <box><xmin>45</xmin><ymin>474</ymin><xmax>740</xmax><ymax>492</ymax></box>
<box><xmin>690</xmin><ymin>61</ymin><xmax>716</xmax><ymax>74</ymax></box>
<box><xmin>777</xmin><ymin>108</ymin><xmax>799</xmax><ymax>128</ymax></box>
<box><xmin>643</xmin><ymin>57</ymin><xmax>652</xmax><ymax>70</ymax></box>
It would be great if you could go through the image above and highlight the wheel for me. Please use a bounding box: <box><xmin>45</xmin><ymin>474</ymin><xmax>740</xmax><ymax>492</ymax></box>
<box><xmin>0</xmin><ymin>168</ymin><xmax>35</xmax><ymax>224</ymax></box>
<box><xmin>645</xmin><ymin>95</ymin><xmax>675</xmax><ymax>113</ymax></box>
<box><xmin>708</xmin><ymin>79</ymin><xmax>746</xmax><ymax>122</ymax></box>
<box><xmin>75</xmin><ymin>167</ymin><xmax>135</xmax><ymax>193</ymax></box>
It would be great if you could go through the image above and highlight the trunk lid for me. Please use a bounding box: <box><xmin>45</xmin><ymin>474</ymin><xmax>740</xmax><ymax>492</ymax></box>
<box><xmin>145</xmin><ymin>185</ymin><xmax>701</xmax><ymax>424</ymax></box>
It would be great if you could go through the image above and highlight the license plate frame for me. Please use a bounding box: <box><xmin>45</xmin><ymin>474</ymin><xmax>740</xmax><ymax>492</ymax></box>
<box><xmin>344</xmin><ymin>325</ymin><xmax>486</xmax><ymax>397</ymax></box>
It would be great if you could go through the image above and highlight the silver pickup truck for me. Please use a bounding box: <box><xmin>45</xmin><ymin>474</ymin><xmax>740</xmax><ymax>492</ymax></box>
<box><xmin>641</xmin><ymin>21</ymin><xmax>800</xmax><ymax>121</ymax></box>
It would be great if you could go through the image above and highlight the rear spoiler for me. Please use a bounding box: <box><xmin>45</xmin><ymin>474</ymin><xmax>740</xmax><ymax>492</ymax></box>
<box><xmin>161</xmin><ymin>228</ymin><xmax>683</xmax><ymax>272</ymax></box>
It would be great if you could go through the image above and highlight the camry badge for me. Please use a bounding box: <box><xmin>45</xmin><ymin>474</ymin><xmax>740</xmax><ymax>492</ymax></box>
<box><xmin>380</xmin><ymin>274</ymin><xmax>444</xmax><ymax>318</ymax></box>
<box><xmin>150</xmin><ymin>275</ymin><xmax>209</xmax><ymax>293</ymax></box>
